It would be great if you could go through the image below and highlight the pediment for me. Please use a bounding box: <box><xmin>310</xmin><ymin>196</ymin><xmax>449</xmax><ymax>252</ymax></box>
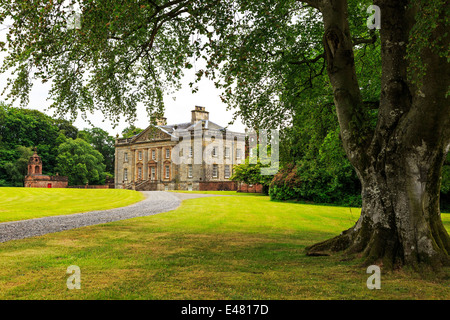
<box><xmin>131</xmin><ymin>125</ymin><xmax>172</xmax><ymax>143</ymax></box>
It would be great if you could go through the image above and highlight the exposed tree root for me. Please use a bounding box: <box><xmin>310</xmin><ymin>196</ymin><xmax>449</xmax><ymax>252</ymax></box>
<box><xmin>305</xmin><ymin>221</ymin><xmax>449</xmax><ymax>272</ymax></box>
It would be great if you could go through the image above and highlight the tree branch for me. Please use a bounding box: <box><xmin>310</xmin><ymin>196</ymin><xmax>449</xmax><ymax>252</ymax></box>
<box><xmin>289</xmin><ymin>53</ymin><xmax>324</xmax><ymax>65</ymax></box>
<box><xmin>288</xmin><ymin>33</ymin><xmax>377</xmax><ymax>66</ymax></box>
<box><xmin>297</xmin><ymin>0</ymin><xmax>321</xmax><ymax>11</ymax></box>
<box><xmin>352</xmin><ymin>32</ymin><xmax>378</xmax><ymax>46</ymax></box>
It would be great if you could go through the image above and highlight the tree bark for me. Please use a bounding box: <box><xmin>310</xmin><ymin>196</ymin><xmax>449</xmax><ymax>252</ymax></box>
<box><xmin>306</xmin><ymin>0</ymin><xmax>450</xmax><ymax>270</ymax></box>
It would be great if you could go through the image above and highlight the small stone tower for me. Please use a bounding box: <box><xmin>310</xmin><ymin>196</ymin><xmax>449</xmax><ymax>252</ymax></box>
<box><xmin>28</xmin><ymin>148</ymin><xmax>42</xmax><ymax>175</ymax></box>
<box><xmin>24</xmin><ymin>148</ymin><xmax>68</xmax><ymax>188</ymax></box>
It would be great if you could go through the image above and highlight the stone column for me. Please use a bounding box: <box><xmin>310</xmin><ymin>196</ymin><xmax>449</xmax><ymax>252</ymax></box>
<box><xmin>130</xmin><ymin>148</ymin><xmax>135</xmax><ymax>182</ymax></box>
<box><xmin>114</xmin><ymin>147</ymin><xmax>118</xmax><ymax>187</ymax></box>
<box><xmin>157</xmin><ymin>146</ymin><xmax>163</xmax><ymax>184</ymax></box>
<box><xmin>143</xmin><ymin>148</ymin><xmax>149</xmax><ymax>180</ymax></box>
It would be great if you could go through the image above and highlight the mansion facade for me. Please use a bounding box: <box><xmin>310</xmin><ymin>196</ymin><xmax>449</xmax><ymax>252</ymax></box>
<box><xmin>114</xmin><ymin>106</ymin><xmax>246</xmax><ymax>191</ymax></box>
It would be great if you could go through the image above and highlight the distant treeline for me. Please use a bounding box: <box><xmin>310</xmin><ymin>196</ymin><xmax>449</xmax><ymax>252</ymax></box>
<box><xmin>0</xmin><ymin>103</ymin><xmax>116</xmax><ymax>186</ymax></box>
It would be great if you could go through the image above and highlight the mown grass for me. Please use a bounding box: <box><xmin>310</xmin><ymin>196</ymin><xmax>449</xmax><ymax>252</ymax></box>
<box><xmin>0</xmin><ymin>193</ymin><xmax>448</xmax><ymax>299</ymax></box>
<box><xmin>170</xmin><ymin>190</ymin><xmax>266</xmax><ymax>196</ymax></box>
<box><xmin>0</xmin><ymin>188</ymin><xmax>145</xmax><ymax>222</ymax></box>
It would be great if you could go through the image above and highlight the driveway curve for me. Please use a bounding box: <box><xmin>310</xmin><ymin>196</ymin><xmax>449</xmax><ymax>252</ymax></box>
<box><xmin>0</xmin><ymin>191</ymin><xmax>225</xmax><ymax>243</ymax></box>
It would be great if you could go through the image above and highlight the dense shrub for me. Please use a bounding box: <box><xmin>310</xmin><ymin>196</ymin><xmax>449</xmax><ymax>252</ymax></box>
<box><xmin>270</xmin><ymin>154</ymin><xmax>449</xmax><ymax>209</ymax></box>
<box><xmin>269</xmin><ymin>163</ymin><xmax>362</xmax><ymax>207</ymax></box>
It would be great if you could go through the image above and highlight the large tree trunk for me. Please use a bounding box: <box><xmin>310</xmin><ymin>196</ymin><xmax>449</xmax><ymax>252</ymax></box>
<box><xmin>306</xmin><ymin>0</ymin><xmax>450</xmax><ymax>269</ymax></box>
<box><xmin>307</xmin><ymin>145</ymin><xmax>450</xmax><ymax>269</ymax></box>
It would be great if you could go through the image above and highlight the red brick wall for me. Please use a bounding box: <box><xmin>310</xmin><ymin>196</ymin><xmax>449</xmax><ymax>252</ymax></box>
<box><xmin>237</xmin><ymin>183</ymin><xmax>263</xmax><ymax>193</ymax></box>
<box><xmin>199</xmin><ymin>181</ymin><xmax>237</xmax><ymax>191</ymax></box>
<box><xmin>24</xmin><ymin>175</ymin><xmax>68</xmax><ymax>188</ymax></box>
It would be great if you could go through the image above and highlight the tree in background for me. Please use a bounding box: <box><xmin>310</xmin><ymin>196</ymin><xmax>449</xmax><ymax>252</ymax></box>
<box><xmin>54</xmin><ymin>119</ymin><xmax>79</xmax><ymax>140</ymax></box>
<box><xmin>2</xmin><ymin>146</ymin><xmax>33</xmax><ymax>187</ymax></box>
<box><xmin>273</xmin><ymin>101</ymin><xmax>362</xmax><ymax>206</ymax></box>
<box><xmin>230</xmin><ymin>145</ymin><xmax>273</xmax><ymax>194</ymax></box>
<box><xmin>0</xmin><ymin>103</ymin><xmax>115</xmax><ymax>185</ymax></box>
<box><xmin>0</xmin><ymin>103</ymin><xmax>113</xmax><ymax>186</ymax></box>
<box><xmin>0</xmin><ymin>103</ymin><xmax>61</xmax><ymax>183</ymax></box>
<box><xmin>121</xmin><ymin>125</ymin><xmax>144</xmax><ymax>139</ymax></box>
<box><xmin>77</xmin><ymin>127</ymin><xmax>115</xmax><ymax>174</ymax></box>
<box><xmin>55</xmin><ymin>138</ymin><xmax>106</xmax><ymax>186</ymax></box>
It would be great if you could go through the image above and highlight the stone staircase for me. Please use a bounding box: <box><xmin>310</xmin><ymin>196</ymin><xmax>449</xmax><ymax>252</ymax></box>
<box><xmin>135</xmin><ymin>180</ymin><xmax>159</xmax><ymax>191</ymax></box>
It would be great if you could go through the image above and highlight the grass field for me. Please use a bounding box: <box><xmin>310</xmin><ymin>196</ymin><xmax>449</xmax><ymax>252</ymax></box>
<box><xmin>170</xmin><ymin>190</ymin><xmax>266</xmax><ymax>196</ymax></box>
<box><xmin>0</xmin><ymin>188</ymin><xmax>145</xmax><ymax>222</ymax></box>
<box><xmin>0</xmin><ymin>191</ymin><xmax>449</xmax><ymax>299</ymax></box>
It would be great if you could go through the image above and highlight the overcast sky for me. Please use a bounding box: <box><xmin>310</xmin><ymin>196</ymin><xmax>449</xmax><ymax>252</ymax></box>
<box><xmin>0</xmin><ymin>22</ymin><xmax>245</xmax><ymax>137</ymax></box>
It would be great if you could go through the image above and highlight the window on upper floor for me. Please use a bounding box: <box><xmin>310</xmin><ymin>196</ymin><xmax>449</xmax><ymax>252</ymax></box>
<box><xmin>212</xmin><ymin>146</ymin><xmax>218</xmax><ymax>157</ymax></box>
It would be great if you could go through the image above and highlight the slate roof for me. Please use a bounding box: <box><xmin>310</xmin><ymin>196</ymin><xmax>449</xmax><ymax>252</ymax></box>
<box><xmin>118</xmin><ymin>119</ymin><xmax>244</xmax><ymax>145</ymax></box>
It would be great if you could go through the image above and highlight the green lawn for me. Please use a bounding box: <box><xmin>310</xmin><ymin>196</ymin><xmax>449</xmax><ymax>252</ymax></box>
<box><xmin>0</xmin><ymin>188</ymin><xmax>145</xmax><ymax>222</ymax></box>
<box><xmin>0</xmin><ymin>192</ymin><xmax>448</xmax><ymax>299</ymax></box>
<box><xmin>170</xmin><ymin>190</ymin><xmax>266</xmax><ymax>196</ymax></box>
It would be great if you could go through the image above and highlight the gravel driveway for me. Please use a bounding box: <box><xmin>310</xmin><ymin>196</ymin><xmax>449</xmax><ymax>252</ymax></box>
<box><xmin>0</xmin><ymin>191</ymin><xmax>225</xmax><ymax>243</ymax></box>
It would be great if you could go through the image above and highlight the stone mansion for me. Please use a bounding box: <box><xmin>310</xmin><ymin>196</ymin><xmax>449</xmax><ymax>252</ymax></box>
<box><xmin>114</xmin><ymin>106</ymin><xmax>246</xmax><ymax>191</ymax></box>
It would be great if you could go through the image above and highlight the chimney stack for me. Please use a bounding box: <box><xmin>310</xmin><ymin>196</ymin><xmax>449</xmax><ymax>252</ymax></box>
<box><xmin>191</xmin><ymin>106</ymin><xmax>209</xmax><ymax>123</ymax></box>
<box><xmin>156</xmin><ymin>117</ymin><xmax>167</xmax><ymax>126</ymax></box>
<box><xmin>152</xmin><ymin>113</ymin><xmax>167</xmax><ymax>126</ymax></box>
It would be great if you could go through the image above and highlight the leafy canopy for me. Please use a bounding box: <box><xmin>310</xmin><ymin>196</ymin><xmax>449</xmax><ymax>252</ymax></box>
<box><xmin>0</xmin><ymin>0</ymin><xmax>382</xmax><ymax>127</ymax></box>
<box><xmin>56</xmin><ymin>137</ymin><xmax>106</xmax><ymax>185</ymax></box>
